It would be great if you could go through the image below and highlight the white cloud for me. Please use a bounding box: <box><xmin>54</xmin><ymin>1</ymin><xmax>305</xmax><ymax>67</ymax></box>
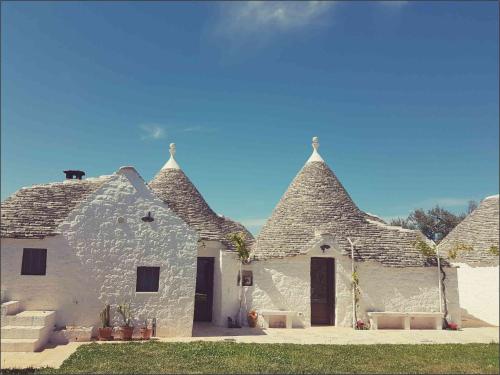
<box><xmin>213</xmin><ymin>1</ymin><xmax>334</xmax><ymax>39</ymax></box>
<box><xmin>140</xmin><ymin>124</ymin><xmax>166</xmax><ymax>140</ymax></box>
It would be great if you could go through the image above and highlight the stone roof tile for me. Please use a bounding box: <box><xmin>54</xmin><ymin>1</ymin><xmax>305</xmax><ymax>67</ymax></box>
<box><xmin>1</xmin><ymin>177</ymin><xmax>110</xmax><ymax>239</ymax></box>
<box><xmin>439</xmin><ymin>195</ymin><xmax>499</xmax><ymax>266</ymax></box>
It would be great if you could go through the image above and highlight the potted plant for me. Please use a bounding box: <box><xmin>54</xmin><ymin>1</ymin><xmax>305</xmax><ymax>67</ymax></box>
<box><xmin>98</xmin><ymin>304</ymin><xmax>113</xmax><ymax>341</ymax></box>
<box><xmin>139</xmin><ymin>320</ymin><xmax>152</xmax><ymax>340</ymax></box>
<box><xmin>117</xmin><ymin>303</ymin><xmax>134</xmax><ymax>340</ymax></box>
<box><xmin>247</xmin><ymin>310</ymin><xmax>258</xmax><ymax>328</ymax></box>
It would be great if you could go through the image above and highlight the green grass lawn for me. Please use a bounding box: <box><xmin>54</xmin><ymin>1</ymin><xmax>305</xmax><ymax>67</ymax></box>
<box><xmin>3</xmin><ymin>341</ymin><xmax>499</xmax><ymax>374</ymax></box>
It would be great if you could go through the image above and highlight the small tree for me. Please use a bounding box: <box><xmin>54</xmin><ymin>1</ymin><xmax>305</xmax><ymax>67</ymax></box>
<box><xmin>414</xmin><ymin>238</ymin><xmax>471</xmax><ymax>328</ymax></box>
<box><xmin>390</xmin><ymin>202</ymin><xmax>478</xmax><ymax>243</ymax></box>
<box><xmin>228</xmin><ymin>232</ymin><xmax>250</xmax><ymax>326</ymax></box>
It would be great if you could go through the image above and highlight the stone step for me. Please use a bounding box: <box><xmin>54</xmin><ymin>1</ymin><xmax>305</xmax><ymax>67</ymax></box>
<box><xmin>1</xmin><ymin>311</ymin><xmax>56</xmax><ymax>327</ymax></box>
<box><xmin>1</xmin><ymin>301</ymin><xmax>21</xmax><ymax>316</ymax></box>
<box><xmin>1</xmin><ymin>325</ymin><xmax>46</xmax><ymax>339</ymax></box>
<box><xmin>0</xmin><ymin>338</ymin><xmax>42</xmax><ymax>352</ymax></box>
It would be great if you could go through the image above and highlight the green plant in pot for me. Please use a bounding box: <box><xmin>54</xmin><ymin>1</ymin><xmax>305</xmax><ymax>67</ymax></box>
<box><xmin>139</xmin><ymin>319</ymin><xmax>152</xmax><ymax>340</ymax></box>
<box><xmin>247</xmin><ymin>310</ymin><xmax>258</xmax><ymax>328</ymax></box>
<box><xmin>117</xmin><ymin>303</ymin><xmax>134</xmax><ymax>340</ymax></box>
<box><xmin>98</xmin><ymin>304</ymin><xmax>113</xmax><ymax>341</ymax></box>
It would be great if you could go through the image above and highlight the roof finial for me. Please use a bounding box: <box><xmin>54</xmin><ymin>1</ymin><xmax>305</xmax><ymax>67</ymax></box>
<box><xmin>306</xmin><ymin>135</ymin><xmax>324</xmax><ymax>163</ymax></box>
<box><xmin>162</xmin><ymin>142</ymin><xmax>180</xmax><ymax>170</ymax></box>
<box><xmin>312</xmin><ymin>136</ymin><xmax>319</xmax><ymax>151</ymax></box>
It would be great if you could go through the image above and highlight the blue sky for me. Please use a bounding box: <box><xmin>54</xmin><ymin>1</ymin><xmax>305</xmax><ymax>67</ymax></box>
<box><xmin>2</xmin><ymin>1</ymin><xmax>498</xmax><ymax>234</ymax></box>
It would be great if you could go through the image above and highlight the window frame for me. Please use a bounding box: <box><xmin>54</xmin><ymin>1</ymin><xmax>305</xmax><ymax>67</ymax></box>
<box><xmin>21</xmin><ymin>248</ymin><xmax>47</xmax><ymax>276</ymax></box>
<box><xmin>136</xmin><ymin>266</ymin><xmax>160</xmax><ymax>293</ymax></box>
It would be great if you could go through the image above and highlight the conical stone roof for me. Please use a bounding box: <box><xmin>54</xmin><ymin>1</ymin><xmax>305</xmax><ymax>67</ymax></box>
<box><xmin>252</xmin><ymin>137</ymin><xmax>434</xmax><ymax>267</ymax></box>
<box><xmin>149</xmin><ymin>143</ymin><xmax>253</xmax><ymax>250</ymax></box>
<box><xmin>439</xmin><ymin>195</ymin><xmax>499</xmax><ymax>266</ymax></box>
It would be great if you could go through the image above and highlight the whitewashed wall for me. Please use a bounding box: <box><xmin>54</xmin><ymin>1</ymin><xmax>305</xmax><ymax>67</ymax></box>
<box><xmin>248</xmin><ymin>237</ymin><xmax>461</xmax><ymax>328</ymax></box>
<box><xmin>0</xmin><ymin>167</ymin><xmax>198</xmax><ymax>337</ymax></box>
<box><xmin>453</xmin><ymin>263</ymin><xmax>499</xmax><ymax>326</ymax></box>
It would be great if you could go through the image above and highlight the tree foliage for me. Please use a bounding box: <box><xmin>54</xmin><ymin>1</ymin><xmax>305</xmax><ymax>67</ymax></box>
<box><xmin>227</xmin><ymin>232</ymin><xmax>250</xmax><ymax>263</ymax></box>
<box><xmin>390</xmin><ymin>201</ymin><xmax>478</xmax><ymax>243</ymax></box>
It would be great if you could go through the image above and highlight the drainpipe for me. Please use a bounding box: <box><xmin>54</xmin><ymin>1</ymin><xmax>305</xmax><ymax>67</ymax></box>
<box><xmin>347</xmin><ymin>237</ymin><xmax>359</xmax><ymax>329</ymax></box>
<box><xmin>434</xmin><ymin>234</ymin><xmax>443</xmax><ymax>315</ymax></box>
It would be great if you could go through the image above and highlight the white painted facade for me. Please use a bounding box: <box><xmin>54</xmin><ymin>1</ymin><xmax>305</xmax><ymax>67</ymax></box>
<box><xmin>245</xmin><ymin>237</ymin><xmax>461</xmax><ymax>328</ymax></box>
<box><xmin>453</xmin><ymin>263</ymin><xmax>499</xmax><ymax>326</ymax></box>
<box><xmin>1</xmin><ymin>167</ymin><xmax>199</xmax><ymax>337</ymax></box>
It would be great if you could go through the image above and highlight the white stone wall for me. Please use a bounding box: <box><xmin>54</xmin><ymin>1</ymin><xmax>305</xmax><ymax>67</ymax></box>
<box><xmin>0</xmin><ymin>167</ymin><xmax>198</xmax><ymax>337</ymax></box>
<box><xmin>248</xmin><ymin>238</ymin><xmax>461</xmax><ymax>328</ymax></box>
<box><xmin>357</xmin><ymin>261</ymin><xmax>461</xmax><ymax>327</ymax></box>
<box><xmin>453</xmin><ymin>263</ymin><xmax>499</xmax><ymax>326</ymax></box>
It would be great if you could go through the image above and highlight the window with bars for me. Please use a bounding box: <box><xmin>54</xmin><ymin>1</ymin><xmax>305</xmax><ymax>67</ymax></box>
<box><xmin>21</xmin><ymin>248</ymin><xmax>47</xmax><ymax>275</ymax></box>
<box><xmin>136</xmin><ymin>266</ymin><xmax>160</xmax><ymax>292</ymax></box>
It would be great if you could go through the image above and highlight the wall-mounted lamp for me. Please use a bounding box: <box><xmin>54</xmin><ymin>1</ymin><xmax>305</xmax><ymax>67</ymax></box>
<box><xmin>141</xmin><ymin>212</ymin><xmax>154</xmax><ymax>222</ymax></box>
<box><xmin>320</xmin><ymin>244</ymin><xmax>330</xmax><ymax>253</ymax></box>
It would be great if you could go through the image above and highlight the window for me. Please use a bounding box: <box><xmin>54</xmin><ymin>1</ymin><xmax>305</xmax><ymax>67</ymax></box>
<box><xmin>21</xmin><ymin>248</ymin><xmax>47</xmax><ymax>275</ymax></box>
<box><xmin>136</xmin><ymin>267</ymin><xmax>160</xmax><ymax>292</ymax></box>
<box><xmin>237</xmin><ymin>270</ymin><xmax>253</xmax><ymax>286</ymax></box>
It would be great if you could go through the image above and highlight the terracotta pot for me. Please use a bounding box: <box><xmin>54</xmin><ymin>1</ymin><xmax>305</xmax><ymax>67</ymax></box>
<box><xmin>98</xmin><ymin>327</ymin><xmax>113</xmax><ymax>341</ymax></box>
<box><xmin>140</xmin><ymin>327</ymin><xmax>152</xmax><ymax>340</ymax></box>
<box><xmin>119</xmin><ymin>326</ymin><xmax>134</xmax><ymax>341</ymax></box>
<box><xmin>247</xmin><ymin>312</ymin><xmax>258</xmax><ymax>328</ymax></box>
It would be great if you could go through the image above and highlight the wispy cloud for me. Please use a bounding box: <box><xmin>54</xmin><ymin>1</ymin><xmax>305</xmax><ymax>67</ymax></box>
<box><xmin>140</xmin><ymin>124</ymin><xmax>166</xmax><ymax>140</ymax></box>
<box><xmin>182</xmin><ymin>125</ymin><xmax>217</xmax><ymax>133</ymax></box>
<box><xmin>212</xmin><ymin>1</ymin><xmax>334</xmax><ymax>42</ymax></box>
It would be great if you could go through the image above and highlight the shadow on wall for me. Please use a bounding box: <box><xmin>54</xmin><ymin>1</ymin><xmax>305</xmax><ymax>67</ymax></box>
<box><xmin>461</xmin><ymin>308</ymin><xmax>496</xmax><ymax>328</ymax></box>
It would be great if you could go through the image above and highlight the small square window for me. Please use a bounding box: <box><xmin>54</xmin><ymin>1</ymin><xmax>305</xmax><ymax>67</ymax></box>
<box><xmin>241</xmin><ymin>270</ymin><xmax>253</xmax><ymax>286</ymax></box>
<box><xmin>136</xmin><ymin>267</ymin><xmax>160</xmax><ymax>292</ymax></box>
<box><xmin>21</xmin><ymin>248</ymin><xmax>47</xmax><ymax>276</ymax></box>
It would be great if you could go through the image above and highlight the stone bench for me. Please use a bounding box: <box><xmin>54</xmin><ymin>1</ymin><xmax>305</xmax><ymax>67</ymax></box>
<box><xmin>367</xmin><ymin>312</ymin><xmax>443</xmax><ymax>330</ymax></box>
<box><xmin>258</xmin><ymin>310</ymin><xmax>296</xmax><ymax>329</ymax></box>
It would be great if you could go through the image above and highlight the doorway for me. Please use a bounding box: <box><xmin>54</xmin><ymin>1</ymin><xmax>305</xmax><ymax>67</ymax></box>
<box><xmin>194</xmin><ymin>257</ymin><xmax>214</xmax><ymax>322</ymax></box>
<box><xmin>310</xmin><ymin>257</ymin><xmax>335</xmax><ymax>325</ymax></box>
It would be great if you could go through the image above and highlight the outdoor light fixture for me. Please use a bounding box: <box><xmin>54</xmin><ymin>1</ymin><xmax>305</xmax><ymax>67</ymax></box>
<box><xmin>320</xmin><ymin>244</ymin><xmax>330</xmax><ymax>253</ymax></box>
<box><xmin>141</xmin><ymin>212</ymin><xmax>154</xmax><ymax>222</ymax></box>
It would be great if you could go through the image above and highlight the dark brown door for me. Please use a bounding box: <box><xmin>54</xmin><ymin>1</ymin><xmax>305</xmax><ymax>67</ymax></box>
<box><xmin>311</xmin><ymin>258</ymin><xmax>335</xmax><ymax>325</ymax></box>
<box><xmin>194</xmin><ymin>257</ymin><xmax>214</xmax><ymax>322</ymax></box>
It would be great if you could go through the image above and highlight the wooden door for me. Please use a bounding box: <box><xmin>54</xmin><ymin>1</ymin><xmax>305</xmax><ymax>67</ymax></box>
<box><xmin>194</xmin><ymin>257</ymin><xmax>214</xmax><ymax>322</ymax></box>
<box><xmin>310</xmin><ymin>257</ymin><xmax>335</xmax><ymax>325</ymax></box>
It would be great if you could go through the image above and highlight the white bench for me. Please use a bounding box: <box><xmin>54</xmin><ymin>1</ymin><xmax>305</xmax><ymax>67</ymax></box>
<box><xmin>258</xmin><ymin>310</ymin><xmax>296</xmax><ymax>329</ymax></box>
<box><xmin>367</xmin><ymin>312</ymin><xmax>443</xmax><ymax>330</ymax></box>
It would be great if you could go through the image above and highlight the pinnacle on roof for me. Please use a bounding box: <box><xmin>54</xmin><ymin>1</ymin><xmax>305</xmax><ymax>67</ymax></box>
<box><xmin>149</xmin><ymin>142</ymin><xmax>253</xmax><ymax>249</ymax></box>
<box><xmin>162</xmin><ymin>143</ymin><xmax>180</xmax><ymax>170</ymax></box>
<box><xmin>306</xmin><ymin>136</ymin><xmax>325</xmax><ymax>163</ymax></box>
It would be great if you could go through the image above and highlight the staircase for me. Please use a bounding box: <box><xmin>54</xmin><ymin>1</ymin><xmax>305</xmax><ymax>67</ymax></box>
<box><xmin>1</xmin><ymin>299</ymin><xmax>56</xmax><ymax>352</ymax></box>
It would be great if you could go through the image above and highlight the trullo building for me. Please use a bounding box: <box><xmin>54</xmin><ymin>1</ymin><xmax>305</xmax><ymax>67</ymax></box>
<box><xmin>438</xmin><ymin>194</ymin><xmax>499</xmax><ymax>326</ymax></box>
<box><xmin>245</xmin><ymin>137</ymin><xmax>461</xmax><ymax>329</ymax></box>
